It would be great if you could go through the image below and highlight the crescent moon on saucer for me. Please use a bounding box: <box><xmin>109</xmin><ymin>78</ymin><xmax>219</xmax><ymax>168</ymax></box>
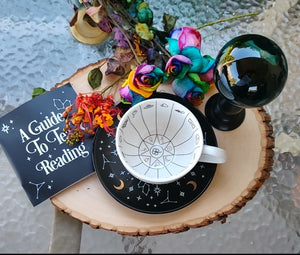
<box><xmin>186</xmin><ymin>180</ymin><xmax>197</xmax><ymax>191</ymax></box>
<box><xmin>113</xmin><ymin>179</ymin><xmax>125</xmax><ymax>190</ymax></box>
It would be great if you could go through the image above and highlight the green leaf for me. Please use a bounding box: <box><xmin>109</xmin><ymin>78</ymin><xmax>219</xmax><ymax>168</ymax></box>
<box><xmin>135</xmin><ymin>23</ymin><xmax>154</xmax><ymax>41</ymax></box>
<box><xmin>187</xmin><ymin>73</ymin><xmax>210</xmax><ymax>94</ymax></box>
<box><xmin>163</xmin><ymin>13</ymin><xmax>177</xmax><ymax>33</ymax></box>
<box><xmin>92</xmin><ymin>0</ymin><xmax>100</xmax><ymax>6</ymax></box>
<box><xmin>137</xmin><ymin>7</ymin><xmax>153</xmax><ymax>26</ymax></box>
<box><xmin>32</xmin><ymin>87</ymin><xmax>46</xmax><ymax>98</ymax></box>
<box><xmin>151</xmin><ymin>27</ymin><xmax>169</xmax><ymax>44</ymax></box>
<box><xmin>88</xmin><ymin>67</ymin><xmax>103</xmax><ymax>89</ymax></box>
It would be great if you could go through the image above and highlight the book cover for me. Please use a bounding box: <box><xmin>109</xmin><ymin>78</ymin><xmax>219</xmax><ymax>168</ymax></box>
<box><xmin>0</xmin><ymin>83</ymin><xmax>95</xmax><ymax>206</ymax></box>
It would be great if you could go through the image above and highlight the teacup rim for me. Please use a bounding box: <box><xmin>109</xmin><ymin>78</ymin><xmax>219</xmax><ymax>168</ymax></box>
<box><xmin>115</xmin><ymin>98</ymin><xmax>204</xmax><ymax>184</ymax></box>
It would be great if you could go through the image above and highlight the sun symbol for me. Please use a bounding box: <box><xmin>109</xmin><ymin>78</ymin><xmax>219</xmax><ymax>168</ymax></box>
<box><xmin>1</xmin><ymin>123</ymin><xmax>10</xmax><ymax>134</ymax></box>
<box><xmin>139</xmin><ymin>134</ymin><xmax>175</xmax><ymax>169</ymax></box>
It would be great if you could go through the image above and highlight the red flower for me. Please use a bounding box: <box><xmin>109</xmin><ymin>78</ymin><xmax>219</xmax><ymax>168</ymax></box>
<box><xmin>63</xmin><ymin>93</ymin><xmax>122</xmax><ymax>145</ymax></box>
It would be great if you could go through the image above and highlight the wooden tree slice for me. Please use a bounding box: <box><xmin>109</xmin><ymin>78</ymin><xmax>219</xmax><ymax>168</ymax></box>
<box><xmin>51</xmin><ymin>59</ymin><xmax>274</xmax><ymax>236</ymax></box>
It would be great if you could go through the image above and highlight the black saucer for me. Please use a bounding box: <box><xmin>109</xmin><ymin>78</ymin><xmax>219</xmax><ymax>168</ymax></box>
<box><xmin>92</xmin><ymin>92</ymin><xmax>218</xmax><ymax>214</ymax></box>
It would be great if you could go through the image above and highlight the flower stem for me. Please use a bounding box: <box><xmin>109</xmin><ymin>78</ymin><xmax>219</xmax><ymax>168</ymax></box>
<box><xmin>102</xmin><ymin>0</ymin><xmax>142</xmax><ymax>65</ymax></box>
<box><xmin>99</xmin><ymin>70</ymin><xmax>131</xmax><ymax>94</ymax></box>
<box><xmin>99</xmin><ymin>57</ymin><xmax>147</xmax><ymax>95</ymax></box>
<box><xmin>153</xmin><ymin>37</ymin><xmax>171</xmax><ymax>58</ymax></box>
<box><xmin>108</xmin><ymin>17</ymin><xmax>142</xmax><ymax>65</ymax></box>
<box><xmin>195</xmin><ymin>12</ymin><xmax>259</xmax><ymax>30</ymax></box>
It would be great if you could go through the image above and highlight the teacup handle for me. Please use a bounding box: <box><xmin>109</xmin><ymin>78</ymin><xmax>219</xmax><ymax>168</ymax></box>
<box><xmin>199</xmin><ymin>145</ymin><xmax>227</xmax><ymax>164</ymax></box>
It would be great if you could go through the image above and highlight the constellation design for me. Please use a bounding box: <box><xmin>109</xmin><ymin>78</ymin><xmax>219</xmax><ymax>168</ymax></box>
<box><xmin>102</xmin><ymin>154</ymin><xmax>116</xmax><ymax>170</ymax></box>
<box><xmin>53</xmin><ymin>98</ymin><xmax>71</xmax><ymax>110</ymax></box>
<box><xmin>29</xmin><ymin>181</ymin><xmax>45</xmax><ymax>199</ymax></box>
<box><xmin>160</xmin><ymin>190</ymin><xmax>178</xmax><ymax>204</ymax></box>
<box><xmin>93</xmin><ymin>94</ymin><xmax>217</xmax><ymax>213</ymax></box>
<box><xmin>110</xmin><ymin>137</ymin><xmax>116</xmax><ymax>145</ymax></box>
<box><xmin>137</xmin><ymin>181</ymin><xmax>150</xmax><ymax>196</ymax></box>
<box><xmin>111</xmin><ymin>149</ymin><xmax>118</xmax><ymax>156</ymax></box>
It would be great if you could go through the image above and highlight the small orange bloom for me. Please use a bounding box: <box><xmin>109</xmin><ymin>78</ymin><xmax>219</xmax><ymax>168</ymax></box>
<box><xmin>63</xmin><ymin>92</ymin><xmax>122</xmax><ymax>146</ymax></box>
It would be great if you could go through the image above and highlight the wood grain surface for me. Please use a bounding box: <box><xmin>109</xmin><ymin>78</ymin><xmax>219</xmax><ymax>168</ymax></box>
<box><xmin>50</xmin><ymin>59</ymin><xmax>274</xmax><ymax>236</ymax></box>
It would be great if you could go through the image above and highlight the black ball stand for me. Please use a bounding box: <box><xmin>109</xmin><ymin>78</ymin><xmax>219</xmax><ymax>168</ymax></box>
<box><xmin>204</xmin><ymin>34</ymin><xmax>288</xmax><ymax>131</ymax></box>
<box><xmin>205</xmin><ymin>93</ymin><xmax>245</xmax><ymax>131</ymax></box>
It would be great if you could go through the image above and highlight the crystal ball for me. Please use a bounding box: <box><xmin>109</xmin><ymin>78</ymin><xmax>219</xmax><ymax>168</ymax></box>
<box><xmin>214</xmin><ymin>34</ymin><xmax>288</xmax><ymax>108</ymax></box>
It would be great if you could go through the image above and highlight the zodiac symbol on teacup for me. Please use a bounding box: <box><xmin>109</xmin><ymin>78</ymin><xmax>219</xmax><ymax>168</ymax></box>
<box><xmin>188</xmin><ymin>118</ymin><xmax>196</xmax><ymax>129</ymax></box>
<box><xmin>151</xmin><ymin>147</ymin><xmax>162</xmax><ymax>156</ymax></box>
<box><xmin>174</xmin><ymin>109</ymin><xmax>185</xmax><ymax>114</ymax></box>
<box><xmin>160</xmin><ymin>103</ymin><xmax>169</xmax><ymax>108</ymax></box>
<box><xmin>121</xmin><ymin>118</ymin><xmax>128</xmax><ymax>128</ymax></box>
<box><xmin>143</xmin><ymin>104</ymin><xmax>154</xmax><ymax>109</ymax></box>
<box><xmin>195</xmin><ymin>134</ymin><xmax>201</xmax><ymax>145</ymax></box>
<box><xmin>131</xmin><ymin>109</ymin><xmax>138</xmax><ymax>118</ymax></box>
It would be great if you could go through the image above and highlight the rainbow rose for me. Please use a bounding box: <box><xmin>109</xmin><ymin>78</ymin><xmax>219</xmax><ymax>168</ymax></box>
<box><xmin>165</xmin><ymin>49</ymin><xmax>215</xmax><ymax>78</ymax></box>
<box><xmin>165</xmin><ymin>55</ymin><xmax>192</xmax><ymax>79</ymax></box>
<box><xmin>165</xmin><ymin>26</ymin><xmax>215</xmax><ymax>105</ymax></box>
<box><xmin>172</xmin><ymin>73</ymin><xmax>211</xmax><ymax>106</ymax></box>
<box><xmin>119</xmin><ymin>63</ymin><xmax>168</xmax><ymax>105</ymax></box>
<box><xmin>168</xmin><ymin>26</ymin><xmax>202</xmax><ymax>53</ymax></box>
<box><xmin>166</xmin><ymin>26</ymin><xmax>215</xmax><ymax>76</ymax></box>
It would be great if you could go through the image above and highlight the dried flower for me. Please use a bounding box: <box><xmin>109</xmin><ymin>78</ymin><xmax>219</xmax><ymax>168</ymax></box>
<box><xmin>62</xmin><ymin>92</ymin><xmax>122</xmax><ymax>145</ymax></box>
<box><xmin>62</xmin><ymin>1</ymin><xmax>260</xmax><ymax>114</ymax></box>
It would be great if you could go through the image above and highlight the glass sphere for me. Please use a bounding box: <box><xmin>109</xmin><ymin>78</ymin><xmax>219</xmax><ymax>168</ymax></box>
<box><xmin>214</xmin><ymin>34</ymin><xmax>288</xmax><ymax>108</ymax></box>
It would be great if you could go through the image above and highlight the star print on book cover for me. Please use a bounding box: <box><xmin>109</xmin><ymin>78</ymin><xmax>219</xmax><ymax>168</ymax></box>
<box><xmin>0</xmin><ymin>83</ymin><xmax>94</xmax><ymax>206</ymax></box>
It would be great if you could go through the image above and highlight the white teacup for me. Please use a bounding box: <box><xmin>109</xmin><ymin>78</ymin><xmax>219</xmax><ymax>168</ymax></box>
<box><xmin>116</xmin><ymin>98</ymin><xmax>227</xmax><ymax>184</ymax></box>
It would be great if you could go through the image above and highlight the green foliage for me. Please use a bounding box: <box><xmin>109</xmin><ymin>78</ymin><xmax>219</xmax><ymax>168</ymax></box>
<box><xmin>32</xmin><ymin>87</ymin><xmax>46</xmax><ymax>98</ymax></box>
<box><xmin>88</xmin><ymin>67</ymin><xmax>103</xmax><ymax>89</ymax></box>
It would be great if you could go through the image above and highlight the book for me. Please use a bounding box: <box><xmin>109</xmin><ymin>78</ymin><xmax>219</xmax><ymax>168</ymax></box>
<box><xmin>0</xmin><ymin>83</ymin><xmax>95</xmax><ymax>206</ymax></box>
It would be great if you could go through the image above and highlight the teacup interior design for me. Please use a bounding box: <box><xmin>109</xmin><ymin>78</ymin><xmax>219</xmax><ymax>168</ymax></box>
<box><xmin>116</xmin><ymin>98</ymin><xmax>205</xmax><ymax>184</ymax></box>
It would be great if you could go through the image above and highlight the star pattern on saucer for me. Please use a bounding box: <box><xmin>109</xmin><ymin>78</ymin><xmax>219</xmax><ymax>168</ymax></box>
<box><xmin>93</xmin><ymin>94</ymin><xmax>218</xmax><ymax>213</ymax></box>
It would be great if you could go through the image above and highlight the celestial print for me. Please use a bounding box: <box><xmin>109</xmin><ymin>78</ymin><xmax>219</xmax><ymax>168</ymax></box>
<box><xmin>28</xmin><ymin>181</ymin><xmax>45</xmax><ymax>199</ymax></box>
<box><xmin>113</xmin><ymin>179</ymin><xmax>125</xmax><ymax>190</ymax></box>
<box><xmin>139</xmin><ymin>134</ymin><xmax>174</xmax><ymax>169</ymax></box>
<box><xmin>116</xmin><ymin>97</ymin><xmax>209</xmax><ymax>184</ymax></box>
<box><xmin>0</xmin><ymin>83</ymin><xmax>95</xmax><ymax>206</ymax></box>
<box><xmin>53</xmin><ymin>98</ymin><xmax>72</xmax><ymax>111</ymax></box>
<box><xmin>92</xmin><ymin>93</ymin><xmax>218</xmax><ymax>214</ymax></box>
<box><xmin>1</xmin><ymin>123</ymin><xmax>10</xmax><ymax>134</ymax></box>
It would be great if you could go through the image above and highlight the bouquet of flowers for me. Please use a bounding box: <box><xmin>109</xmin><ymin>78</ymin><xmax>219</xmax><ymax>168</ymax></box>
<box><xmin>60</xmin><ymin>0</ymin><xmax>257</xmax><ymax>144</ymax></box>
